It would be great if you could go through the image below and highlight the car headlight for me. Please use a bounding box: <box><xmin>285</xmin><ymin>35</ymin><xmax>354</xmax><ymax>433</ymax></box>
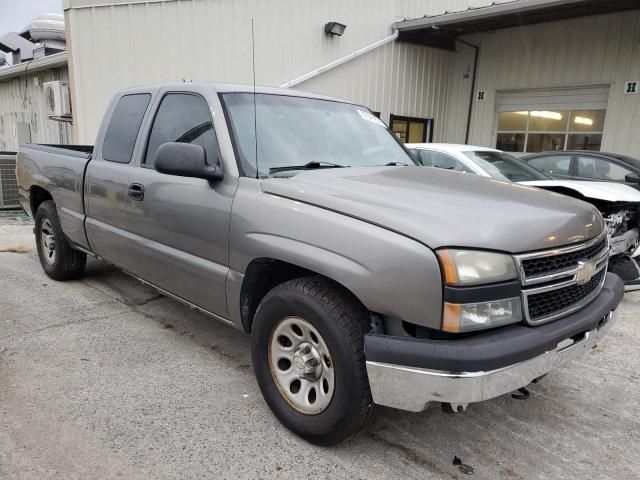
<box><xmin>437</xmin><ymin>249</ymin><xmax>518</xmax><ymax>286</ymax></box>
<box><xmin>437</xmin><ymin>249</ymin><xmax>521</xmax><ymax>332</ymax></box>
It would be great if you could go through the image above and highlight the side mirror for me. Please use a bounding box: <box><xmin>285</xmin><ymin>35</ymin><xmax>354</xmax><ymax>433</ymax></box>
<box><xmin>154</xmin><ymin>142</ymin><xmax>223</xmax><ymax>181</ymax></box>
<box><xmin>625</xmin><ymin>172</ymin><xmax>640</xmax><ymax>184</ymax></box>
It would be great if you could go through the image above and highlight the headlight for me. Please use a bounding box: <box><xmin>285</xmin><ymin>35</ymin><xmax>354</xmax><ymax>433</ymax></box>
<box><xmin>437</xmin><ymin>249</ymin><xmax>521</xmax><ymax>332</ymax></box>
<box><xmin>437</xmin><ymin>249</ymin><xmax>518</xmax><ymax>286</ymax></box>
<box><xmin>443</xmin><ymin>298</ymin><xmax>522</xmax><ymax>333</ymax></box>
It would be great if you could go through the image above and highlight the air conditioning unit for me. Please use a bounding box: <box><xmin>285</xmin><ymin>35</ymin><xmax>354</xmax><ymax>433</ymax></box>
<box><xmin>43</xmin><ymin>81</ymin><xmax>71</xmax><ymax>119</ymax></box>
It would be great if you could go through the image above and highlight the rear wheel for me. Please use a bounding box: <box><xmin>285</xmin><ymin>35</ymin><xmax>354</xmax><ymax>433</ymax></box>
<box><xmin>35</xmin><ymin>200</ymin><xmax>86</xmax><ymax>280</ymax></box>
<box><xmin>251</xmin><ymin>276</ymin><xmax>379</xmax><ymax>445</ymax></box>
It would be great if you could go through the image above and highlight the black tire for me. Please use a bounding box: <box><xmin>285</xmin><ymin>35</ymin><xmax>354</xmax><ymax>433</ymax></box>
<box><xmin>34</xmin><ymin>200</ymin><xmax>86</xmax><ymax>281</ymax></box>
<box><xmin>251</xmin><ymin>276</ymin><xmax>379</xmax><ymax>445</ymax></box>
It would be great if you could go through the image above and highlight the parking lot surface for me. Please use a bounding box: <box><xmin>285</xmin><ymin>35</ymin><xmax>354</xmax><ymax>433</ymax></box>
<box><xmin>1</xmin><ymin>217</ymin><xmax>639</xmax><ymax>480</ymax></box>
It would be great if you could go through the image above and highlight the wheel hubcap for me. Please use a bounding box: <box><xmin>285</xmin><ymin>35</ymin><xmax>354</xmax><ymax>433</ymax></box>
<box><xmin>40</xmin><ymin>218</ymin><xmax>56</xmax><ymax>265</ymax></box>
<box><xmin>269</xmin><ymin>316</ymin><xmax>335</xmax><ymax>415</ymax></box>
<box><xmin>292</xmin><ymin>342</ymin><xmax>323</xmax><ymax>381</ymax></box>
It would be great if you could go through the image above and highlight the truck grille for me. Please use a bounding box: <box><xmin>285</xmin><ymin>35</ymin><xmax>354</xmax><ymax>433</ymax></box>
<box><xmin>526</xmin><ymin>269</ymin><xmax>606</xmax><ymax>322</ymax></box>
<box><xmin>514</xmin><ymin>233</ymin><xmax>609</xmax><ymax>325</ymax></box>
<box><xmin>521</xmin><ymin>237</ymin><xmax>607</xmax><ymax>278</ymax></box>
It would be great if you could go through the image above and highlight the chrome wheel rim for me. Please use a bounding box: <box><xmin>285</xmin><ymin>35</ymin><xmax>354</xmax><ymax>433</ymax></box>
<box><xmin>40</xmin><ymin>218</ymin><xmax>56</xmax><ymax>265</ymax></box>
<box><xmin>268</xmin><ymin>316</ymin><xmax>335</xmax><ymax>415</ymax></box>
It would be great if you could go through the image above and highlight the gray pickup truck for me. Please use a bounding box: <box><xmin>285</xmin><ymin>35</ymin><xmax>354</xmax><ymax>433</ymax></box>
<box><xmin>17</xmin><ymin>83</ymin><xmax>624</xmax><ymax>445</ymax></box>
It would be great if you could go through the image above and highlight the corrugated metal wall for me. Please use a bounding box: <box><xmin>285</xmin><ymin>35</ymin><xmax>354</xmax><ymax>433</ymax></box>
<box><xmin>446</xmin><ymin>9</ymin><xmax>640</xmax><ymax>156</ymax></box>
<box><xmin>300</xmin><ymin>40</ymin><xmax>453</xmax><ymax>141</ymax></box>
<box><xmin>65</xmin><ymin>0</ymin><xmax>507</xmax><ymax>143</ymax></box>
<box><xmin>0</xmin><ymin>67</ymin><xmax>73</xmax><ymax>151</ymax></box>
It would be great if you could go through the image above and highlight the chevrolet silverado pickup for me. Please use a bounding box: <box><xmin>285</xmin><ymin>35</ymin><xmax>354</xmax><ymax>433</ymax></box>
<box><xmin>16</xmin><ymin>83</ymin><xmax>624</xmax><ymax>445</ymax></box>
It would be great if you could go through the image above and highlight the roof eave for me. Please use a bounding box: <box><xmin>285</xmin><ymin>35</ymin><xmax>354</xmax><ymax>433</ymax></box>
<box><xmin>0</xmin><ymin>51</ymin><xmax>68</xmax><ymax>82</ymax></box>
<box><xmin>393</xmin><ymin>0</ymin><xmax>587</xmax><ymax>32</ymax></box>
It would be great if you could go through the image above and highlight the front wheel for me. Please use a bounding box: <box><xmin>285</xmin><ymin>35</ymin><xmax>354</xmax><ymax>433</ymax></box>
<box><xmin>35</xmin><ymin>200</ymin><xmax>86</xmax><ymax>281</ymax></box>
<box><xmin>251</xmin><ymin>277</ymin><xmax>379</xmax><ymax>445</ymax></box>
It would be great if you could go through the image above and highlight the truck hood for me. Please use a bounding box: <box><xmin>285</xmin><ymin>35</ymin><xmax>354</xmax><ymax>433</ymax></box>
<box><xmin>261</xmin><ymin>167</ymin><xmax>604</xmax><ymax>253</ymax></box>
<box><xmin>519</xmin><ymin>180</ymin><xmax>640</xmax><ymax>203</ymax></box>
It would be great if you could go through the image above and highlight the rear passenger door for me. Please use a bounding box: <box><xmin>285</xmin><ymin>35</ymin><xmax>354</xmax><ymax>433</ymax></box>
<box><xmin>123</xmin><ymin>92</ymin><xmax>233</xmax><ymax>318</ymax></box>
<box><xmin>85</xmin><ymin>93</ymin><xmax>152</xmax><ymax>267</ymax></box>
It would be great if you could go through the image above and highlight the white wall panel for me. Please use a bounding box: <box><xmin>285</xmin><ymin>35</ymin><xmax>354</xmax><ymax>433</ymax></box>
<box><xmin>301</xmin><ymin>40</ymin><xmax>452</xmax><ymax>139</ymax></box>
<box><xmin>0</xmin><ymin>67</ymin><xmax>72</xmax><ymax>151</ymax></box>
<box><xmin>65</xmin><ymin>0</ymin><xmax>506</xmax><ymax>143</ymax></box>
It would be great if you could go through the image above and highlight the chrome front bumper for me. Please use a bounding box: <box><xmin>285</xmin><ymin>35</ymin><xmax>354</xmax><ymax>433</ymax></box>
<box><xmin>366</xmin><ymin>309</ymin><xmax>617</xmax><ymax>412</ymax></box>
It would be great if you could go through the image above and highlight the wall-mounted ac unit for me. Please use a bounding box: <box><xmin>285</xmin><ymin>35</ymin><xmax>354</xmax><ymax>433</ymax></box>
<box><xmin>43</xmin><ymin>81</ymin><xmax>71</xmax><ymax>119</ymax></box>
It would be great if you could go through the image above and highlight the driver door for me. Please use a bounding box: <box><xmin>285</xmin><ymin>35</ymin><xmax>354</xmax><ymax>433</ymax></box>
<box><xmin>123</xmin><ymin>92</ymin><xmax>233</xmax><ymax>317</ymax></box>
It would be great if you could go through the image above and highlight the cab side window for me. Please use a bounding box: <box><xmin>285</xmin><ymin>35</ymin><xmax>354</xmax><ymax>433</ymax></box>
<box><xmin>102</xmin><ymin>94</ymin><xmax>151</xmax><ymax>163</ymax></box>
<box><xmin>527</xmin><ymin>155</ymin><xmax>570</xmax><ymax>176</ymax></box>
<box><xmin>576</xmin><ymin>156</ymin><xmax>632</xmax><ymax>181</ymax></box>
<box><xmin>418</xmin><ymin>150</ymin><xmax>472</xmax><ymax>173</ymax></box>
<box><xmin>144</xmin><ymin>93</ymin><xmax>220</xmax><ymax>167</ymax></box>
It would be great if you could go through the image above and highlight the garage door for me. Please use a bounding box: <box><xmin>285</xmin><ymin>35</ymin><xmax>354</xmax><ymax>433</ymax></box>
<box><xmin>497</xmin><ymin>86</ymin><xmax>610</xmax><ymax>112</ymax></box>
<box><xmin>495</xmin><ymin>85</ymin><xmax>610</xmax><ymax>153</ymax></box>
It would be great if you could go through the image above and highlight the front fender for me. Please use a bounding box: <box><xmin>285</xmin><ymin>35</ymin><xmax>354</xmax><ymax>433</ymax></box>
<box><xmin>227</xmin><ymin>180</ymin><xmax>443</xmax><ymax>330</ymax></box>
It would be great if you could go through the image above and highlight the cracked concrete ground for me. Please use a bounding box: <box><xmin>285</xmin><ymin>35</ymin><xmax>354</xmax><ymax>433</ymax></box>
<box><xmin>1</xmin><ymin>217</ymin><xmax>640</xmax><ymax>479</ymax></box>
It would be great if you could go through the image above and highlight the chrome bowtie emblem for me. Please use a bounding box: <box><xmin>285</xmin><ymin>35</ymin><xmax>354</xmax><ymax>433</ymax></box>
<box><xmin>576</xmin><ymin>260</ymin><xmax>597</xmax><ymax>285</ymax></box>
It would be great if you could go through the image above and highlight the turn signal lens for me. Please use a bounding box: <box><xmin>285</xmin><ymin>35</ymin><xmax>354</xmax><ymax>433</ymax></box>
<box><xmin>443</xmin><ymin>298</ymin><xmax>522</xmax><ymax>333</ymax></box>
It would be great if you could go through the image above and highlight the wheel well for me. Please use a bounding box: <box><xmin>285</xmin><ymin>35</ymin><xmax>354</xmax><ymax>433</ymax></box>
<box><xmin>239</xmin><ymin>258</ymin><xmax>366</xmax><ymax>332</ymax></box>
<box><xmin>30</xmin><ymin>186</ymin><xmax>53</xmax><ymax>216</ymax></box>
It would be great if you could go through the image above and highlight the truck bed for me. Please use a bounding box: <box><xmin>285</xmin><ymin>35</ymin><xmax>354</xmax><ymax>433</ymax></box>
<box><xmin>16</xmin><ymin>143</ymin><xmax>95</xmax><ymax>249</ymax></box>
<box><xmin>22</xmin><ymin>143</ymin><xmax>94</xmax><ymax>158</ymax></box>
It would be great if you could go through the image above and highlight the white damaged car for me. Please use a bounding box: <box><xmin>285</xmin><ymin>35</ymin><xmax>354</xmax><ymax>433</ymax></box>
<box><xmin>407</xmin><ymin>143</ymin><xmax>640</xmax><ymax>290</ymax></box>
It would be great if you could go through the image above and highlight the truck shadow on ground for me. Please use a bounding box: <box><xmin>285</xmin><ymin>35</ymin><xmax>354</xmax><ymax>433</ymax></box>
<box><xmin>80</xmin><ymin>258</ymin><xmax>253</xmax><ymax>370</ymax></box>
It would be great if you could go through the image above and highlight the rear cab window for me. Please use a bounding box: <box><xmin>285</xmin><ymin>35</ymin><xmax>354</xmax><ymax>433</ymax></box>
<box><xmin>102</xmin><ymin>94</ymin><xmax>151</xmax><ymax>163</ymax></box>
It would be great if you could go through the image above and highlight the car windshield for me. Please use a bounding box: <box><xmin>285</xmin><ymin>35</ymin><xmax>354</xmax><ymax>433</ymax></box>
<box><xmin>463</xmin><ymin>150</ymin><xmax>551</xmax><ymax>182</ymax></box>
<box><xmin>222</xmin><ymin>93</ymin><xmax>418</xmax><ymax>177</ymax></box>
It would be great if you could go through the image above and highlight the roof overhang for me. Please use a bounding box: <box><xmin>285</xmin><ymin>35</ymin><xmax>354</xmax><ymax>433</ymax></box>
<box><xmin>0</xmin><ymin>52</ymin><xmax>67</xmax><ymax>82</ymax></box>
<box><xmin>394</xmin><ymin>0</ymin><xmax>640</xmax><ymax>50</ymax></box>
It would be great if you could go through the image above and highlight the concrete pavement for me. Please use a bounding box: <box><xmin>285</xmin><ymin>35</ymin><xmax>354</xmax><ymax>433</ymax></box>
<box><xmin>1</xmin><ymin>217</ymin><xmax>639</xmax><ymax>479</ymax></box>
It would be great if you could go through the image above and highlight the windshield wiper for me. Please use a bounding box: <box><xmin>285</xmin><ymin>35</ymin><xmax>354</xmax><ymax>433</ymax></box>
<box><xmin>383</xmin><ymin>162</ymin><xmax>409</xmax><ymax>166</ymax></box>
<box><xmin>268</xmin><ymin>161</ymin><xmax>347</xmax><ymax>174</ymax></box>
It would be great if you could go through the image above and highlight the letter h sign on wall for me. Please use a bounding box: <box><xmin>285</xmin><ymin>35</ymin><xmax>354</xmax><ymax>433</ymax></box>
<box><xmin>625</xmin><ymin>81</ymin><xmax>639</xmax><ymax>95</ymax></box>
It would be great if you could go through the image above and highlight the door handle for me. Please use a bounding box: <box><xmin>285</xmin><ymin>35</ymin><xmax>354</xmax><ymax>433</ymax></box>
<box><xmin>128</xmin><ymin>183</ymin><xmax>145</xmax><ymax>201</ymax></box>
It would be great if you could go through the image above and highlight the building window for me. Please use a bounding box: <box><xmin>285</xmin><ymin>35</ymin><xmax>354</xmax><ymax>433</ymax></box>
<box><xmin>390</xmin><ymin>115</ymin><xmax>432</xmax><ymax>143</ymax></box>
<box><xmin>496</xmin><ymin>109</ymin><xmax>605</xmax><ymax>153</ymax></box>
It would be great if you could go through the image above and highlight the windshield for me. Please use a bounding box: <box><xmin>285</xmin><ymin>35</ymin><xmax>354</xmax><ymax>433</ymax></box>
<box><xmin>463</xmin><ymin>150</ymin><xmax>551</xmax><ymax>182</ymax></box>
<box><xmin>222</xmin><ymin>93</ymin><xmax>418</xmax><ymax>177</ymax></box>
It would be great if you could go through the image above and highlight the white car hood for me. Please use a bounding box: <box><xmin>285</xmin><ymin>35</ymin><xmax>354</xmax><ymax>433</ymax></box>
<box><xmin>519</xmin><ymin>180</ymin><xmax>640</xmax><ymax>203</ymax></box>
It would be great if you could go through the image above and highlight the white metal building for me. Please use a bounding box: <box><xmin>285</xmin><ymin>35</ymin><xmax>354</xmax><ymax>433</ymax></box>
<box><xmin>0</xmin><ymin>53</ymin><xmax>72</xmax><ymax>151</ymax></box>
<box><xmin>0</xmin><ymin>13</ymin><xmax>72</xmax><ymax>151</ymax></box>
<box><xmin>63</xmin><ymin>0</ymin><xmax>640</xmax><ymax>157</ymax></box>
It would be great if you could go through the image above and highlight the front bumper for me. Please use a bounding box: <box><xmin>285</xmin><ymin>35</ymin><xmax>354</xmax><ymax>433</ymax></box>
<box><xmin>365</xmin><ymin>273</ymin><xmax>623</xmax><ymax>412</ymax></box>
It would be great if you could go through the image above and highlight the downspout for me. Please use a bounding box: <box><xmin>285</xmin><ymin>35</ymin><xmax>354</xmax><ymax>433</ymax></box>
<box><xmin>456</xmin><ymin>38</ymin><xmax>479</xmax><ymax>145</ymax></box>
<box><xmin>279</xmin><ymin>30</ymin><xmax>399</xmax><ymax>89</ymax></box>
